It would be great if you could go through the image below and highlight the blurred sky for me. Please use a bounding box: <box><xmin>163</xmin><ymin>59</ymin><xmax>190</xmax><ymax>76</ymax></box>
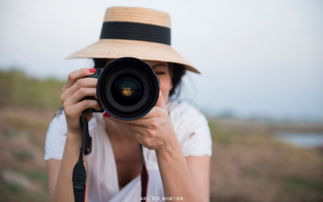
<box><xmin>1</xmin><ymin>0</ymin><xmax>323</xmax><ymax>121</ymax></box>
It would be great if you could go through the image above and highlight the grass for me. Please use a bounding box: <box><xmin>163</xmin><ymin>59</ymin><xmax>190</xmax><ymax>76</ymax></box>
<box><xmin>12</xmin><ymin>169</ymin><xmax>48</xmax><ymax>188</ymax></box>
<box><xmin>14</xmin><ymin>150</ymin><xmax>34</xmax><ymax>161</ymax></box>
<box><xmin>0</xmin><ymin>180</ymin><xmax>47</xmax><ymax>202</ymax></box>
<box><xmin>0</xmin><ymin>69</ymin><xmax>63</xmax><ymax>109</ymax></box>
<box><xmin>0</xmin><ymin>180</ymin><xmax>23</xmax><ymax>195</ymax></box>
<box><xmin>284</xmin><ymin>176</ymin><xmax>323</xmax><ymax>191</ymax></box>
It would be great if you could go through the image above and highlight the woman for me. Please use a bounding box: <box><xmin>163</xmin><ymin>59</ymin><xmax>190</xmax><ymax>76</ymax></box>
<box><xmin>45</xmin><ymin>7</ymin><xmax>212</xmax><ymax>202</ymax></box>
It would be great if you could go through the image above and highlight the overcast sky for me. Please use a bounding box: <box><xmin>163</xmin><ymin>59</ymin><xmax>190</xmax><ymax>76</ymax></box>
<box><xmin>1</xmin><ymin>0</ymin><xmax>323</xmax><ymax>121</ymax></box>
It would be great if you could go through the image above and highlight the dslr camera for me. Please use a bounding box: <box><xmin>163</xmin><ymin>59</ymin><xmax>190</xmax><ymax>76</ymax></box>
<box><xmin>85</xmin><ymin>57</ymin><xmax>160</xmax><ymax>120</ymax></box>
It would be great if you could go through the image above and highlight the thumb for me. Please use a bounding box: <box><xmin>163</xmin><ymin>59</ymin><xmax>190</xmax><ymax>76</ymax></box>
<box><xmin>156</xmin><ymin>91</ymin><xmax>166</xmax><ymax>108</ymax></box>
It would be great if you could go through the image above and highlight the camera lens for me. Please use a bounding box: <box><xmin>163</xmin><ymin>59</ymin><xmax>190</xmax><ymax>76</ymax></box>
<box><xmin>96</xmin><ymin>57</ymin><xmax>159</xmax><ymax>120</ymax></box>
<box><xmin>111</xmin><ymin>74</ymin><xmax>143</xmax><ymax>106</ymax></box>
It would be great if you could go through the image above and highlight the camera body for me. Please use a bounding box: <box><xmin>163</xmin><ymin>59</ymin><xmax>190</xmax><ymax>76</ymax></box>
<box><xmin>85</xmin><ymin>57</ymin><xmax>160</xmax><ymax>120</ymax></box>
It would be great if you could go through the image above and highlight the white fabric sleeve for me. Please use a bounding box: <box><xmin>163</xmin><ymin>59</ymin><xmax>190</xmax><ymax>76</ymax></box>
<box><xmin>170</xmin><ymin>101</ymin><xmax>213</xmax><ymax>157</ymax></box>
<box><xmin>44</xmin><ymin>110</ymin><xmax>67</xmax><ymax>160</ymax></box>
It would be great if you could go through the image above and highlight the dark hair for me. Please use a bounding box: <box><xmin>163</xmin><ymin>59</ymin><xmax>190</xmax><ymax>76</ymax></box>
<box><xmin>93</xmin><ymin>58</ymin><xmax>108</xmax><ymax>68</ymax></box>
<box><xmin>93</xmin><ymin>59</ymin><xmax>186</xmax><ymax>98</ymax></box>
<box><xmin>168</xmin><ymin>63</ymin><xmax>186</xmax><ymax>97</ymax></box>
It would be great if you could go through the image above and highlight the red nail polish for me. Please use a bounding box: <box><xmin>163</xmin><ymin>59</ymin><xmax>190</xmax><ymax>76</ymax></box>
<box><xmin>89</xmin><ymin>68</ymin><xmax>96</xmax><ymax>73</ymax></box>
<box><xmin>103</xmin><ymin>112</ymin><xmax>110</xmax><ymax>117</ymax></box>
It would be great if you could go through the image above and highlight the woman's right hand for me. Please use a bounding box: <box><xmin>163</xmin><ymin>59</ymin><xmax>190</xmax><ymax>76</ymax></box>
<box><xmin>60</xmin><ymin>68</ymin><xmax>101</xmax><ymax>135</ymax></box>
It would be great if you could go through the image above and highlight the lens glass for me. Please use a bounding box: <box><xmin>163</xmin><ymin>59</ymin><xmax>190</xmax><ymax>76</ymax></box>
<box><xmin>111</xmin><ymin>74</ymin><xmax>143</xmax><ymax>106</ymax></box>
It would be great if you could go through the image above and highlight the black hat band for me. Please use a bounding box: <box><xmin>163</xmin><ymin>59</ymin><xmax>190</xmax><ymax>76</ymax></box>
<box><xmin>100</xmin><ymin>21</ymin><xmax>171</xmax><ymax>45</ymax></box>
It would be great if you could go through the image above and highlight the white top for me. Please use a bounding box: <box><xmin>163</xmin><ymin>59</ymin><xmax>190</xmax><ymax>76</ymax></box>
<box><xmin>44</xmin><ymin>99</ymin><xmax>212</xmax><ymax>202</ymax></box>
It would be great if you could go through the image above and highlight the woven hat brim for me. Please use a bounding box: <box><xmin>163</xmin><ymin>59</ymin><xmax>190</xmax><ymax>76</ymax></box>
<box><xmin>66</xmin><ymin>39</ymin><xmax>200</xmax><ymax>74</ymax></box>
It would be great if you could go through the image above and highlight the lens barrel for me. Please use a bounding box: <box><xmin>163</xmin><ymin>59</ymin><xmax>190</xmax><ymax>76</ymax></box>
<box><xmin>95</xmin><ymin>57</ymin><xmax>159</xmax><ymax>120</ymax></box>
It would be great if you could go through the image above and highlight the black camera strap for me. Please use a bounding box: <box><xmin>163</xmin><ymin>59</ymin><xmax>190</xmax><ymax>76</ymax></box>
<box><xmin>72</xmin><ymin>114</ymin><xmax>91</xmax><ymax>202</ymax></box>
<box><xmin>140</xmin><ymin>144</ymin><xmax>149</xmax><ymax>202</ymax></box>
<box><xmin>72</xmin><ymin>114</ymin><xmax>149</xmax><ymax>202</ymax></box>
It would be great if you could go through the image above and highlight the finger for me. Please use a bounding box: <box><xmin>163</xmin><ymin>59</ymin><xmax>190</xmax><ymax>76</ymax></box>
<box><xmin>108</xmin><ymin>116</ymin><xmax>123</xmax><ymax>123</ymax></box>
<box><xmin>76</xmin><ymin>99</ymin><xmax>101</xmax><ymax>112</ymax></box>
<box><xmin>140</xmin><ymin>106</ymin><xmax>166</xmax><ymax>119</ymax></box>
<box><xmin>156</xmin><ymin>91</ymin><xmax>166</xmax><ymax>108</ymax></box>
<box><xmin>131</xmin><ymin>130</ymin><xmax>145</xmax><ymax>144</ymax></box>
<box><xmin>65</xmin><ymin>99</ymin><xmax>100</xmax><ymax>117</ymax></box>
<box><xmin>65</xmin><ymin>87</ymin><xmax>97</xmax><ymax>106</ymax></box>
<box><xmin>130</xmin><ymin>129</ymin><xmax>155</xmax><ymax>147</ymax></box>
<box><xmin>108</xmin><ymin>115</ymin><xmax>152</xmax><ymax>129</ymax></box>
<box><xmin>129</xmin><ymin>127</ymin><xmax>147</xmax><ymax>139</ymax></box>
<box><xmin>61</xmin><ymin>78</ymin><xmax>97</xmax><ymax>102</ymax></box>
<box><xmin>65</xmin><ymin>68</ymin><xmax>96</xmax><ymax>88</ymax></box>
<box><xmin>127</xmin><ymin>121</ymin><xmax>150</xmax><ymax>129</ymax></box>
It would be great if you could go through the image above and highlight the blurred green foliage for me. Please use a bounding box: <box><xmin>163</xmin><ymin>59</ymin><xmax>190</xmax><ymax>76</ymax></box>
<box><xmin>0</xmin><ymin>69</ymin><xmax>64</xmax><ymax>109</ymax></box>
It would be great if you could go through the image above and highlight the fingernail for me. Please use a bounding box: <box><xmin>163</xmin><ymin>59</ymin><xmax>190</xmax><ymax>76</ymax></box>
<box><xmin>89</xmin><ymin>68</ymin><xmax>96</xmax><ymax>73</ymax></box>
<box><xmin>103</xmin><ymin>112</ymin><xmax>110</xmax><ymax>117</ymax></box>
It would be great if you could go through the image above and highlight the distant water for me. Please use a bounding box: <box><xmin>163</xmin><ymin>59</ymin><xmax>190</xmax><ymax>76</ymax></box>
<box><xmin>275</xmin><ymin>132</ymin><xmax>323</xmax><ymax>148</ymax></box>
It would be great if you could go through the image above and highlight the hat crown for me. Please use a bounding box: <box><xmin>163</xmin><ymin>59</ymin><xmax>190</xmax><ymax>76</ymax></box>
<box><xmin>67</xmin><ymin>6</ymin><xmax>201</xmax><ymax>74</ymax></box>
<box><xmin>104</xmin><ymin>7</ymin><xmax>171</xmax><ymax>28</ymax></box>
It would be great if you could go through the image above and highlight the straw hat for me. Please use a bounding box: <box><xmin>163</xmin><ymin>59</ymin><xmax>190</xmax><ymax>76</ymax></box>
<box><xmin>67</xmin><ymin>6</ymin><xmax>200</xmax><ymax>74</ymax></box>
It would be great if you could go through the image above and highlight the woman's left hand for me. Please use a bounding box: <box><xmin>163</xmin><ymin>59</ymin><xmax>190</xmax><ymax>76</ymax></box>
<box><xmin>109</xmin><ymin>92</ymin><xmax>175</xmax><ymax>151</ymax></box>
